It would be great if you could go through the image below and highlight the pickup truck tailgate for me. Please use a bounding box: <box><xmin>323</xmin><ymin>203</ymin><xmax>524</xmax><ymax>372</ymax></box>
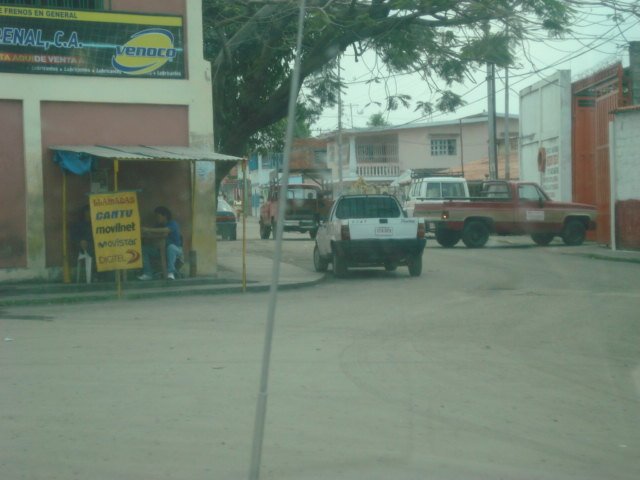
<box><xmin>347</xmin><ymin>218</ymin><xmax>418</xmax><ymax>240</ymax></box>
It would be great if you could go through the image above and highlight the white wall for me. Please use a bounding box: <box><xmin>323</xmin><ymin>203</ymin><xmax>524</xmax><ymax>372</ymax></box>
<box><xmin>613</xmin><ymin>110</ymin><xmax>640</xmax><ymax>201</ymax></box>
<box><xmin>519</xmin><ymin>70</ymin><xmax>572</xmax><ymax>201</ymax></box>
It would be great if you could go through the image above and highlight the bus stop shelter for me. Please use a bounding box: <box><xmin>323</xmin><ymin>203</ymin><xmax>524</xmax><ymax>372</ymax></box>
<box><xmin>50</xmin><ymin>145</ymin><xmax>241</xmax><ymax>283</ymax></box>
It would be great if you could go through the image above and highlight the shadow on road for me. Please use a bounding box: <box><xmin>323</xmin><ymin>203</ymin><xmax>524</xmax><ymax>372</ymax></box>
<box><xmin>0</xmin><ymin>310</ymin><xmax>53</xmax><ymax>321</ymax></box>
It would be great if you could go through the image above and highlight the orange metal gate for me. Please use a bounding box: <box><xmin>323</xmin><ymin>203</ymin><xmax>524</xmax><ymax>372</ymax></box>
<box><xmin>572</xmin><ymin>64</ymin><xmax>631</xmax><ymax>245</ymax></box>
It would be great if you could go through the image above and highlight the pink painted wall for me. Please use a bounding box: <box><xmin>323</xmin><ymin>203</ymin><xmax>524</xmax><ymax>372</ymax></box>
<box><xmin>0</xmin><ymin>101</ymin><xmax>27</xmax><ymax>269</ymax></box>
<box><xmin>41</xmin><ymin>102</ymin><xmax>190</xmax><ymax>268</ymax></box>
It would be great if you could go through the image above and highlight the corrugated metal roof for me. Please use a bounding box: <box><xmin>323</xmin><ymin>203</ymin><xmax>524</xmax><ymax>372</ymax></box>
<box><xmin>49</xmin><ymin>145</ymin><xmax>241</xmax><ymax>162</ymax></box>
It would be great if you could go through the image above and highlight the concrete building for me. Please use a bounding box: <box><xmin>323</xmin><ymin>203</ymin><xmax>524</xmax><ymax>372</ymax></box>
<box><xmin>0</xmin><ymin>1</ymin><xmax>220</xmax><ymax>281</ymax></box>
<box><xmin>323</xmin><ymin>113</ymin><xmax>519</xmax><ymax>186</ymax></box>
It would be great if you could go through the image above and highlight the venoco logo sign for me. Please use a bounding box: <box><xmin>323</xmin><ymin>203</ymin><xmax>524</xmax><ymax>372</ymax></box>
<box><xmin>112</xmin><ymin>28</ymin><xmax>177</xmax><ymax>75</ymax></box>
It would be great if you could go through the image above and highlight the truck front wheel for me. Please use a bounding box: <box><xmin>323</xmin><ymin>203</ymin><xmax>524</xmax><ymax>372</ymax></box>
<box><xmin>462</xmin><ymin>220</ymin><xmax>489</xmax><ymax>248</ymax></box>
<box><xmin>531</xmin><ymin>233</ymin><xmax>554</xmax><ymax>246</ymax></box>
<box><xmin>313</xmin><ymin>245</ymin><xmax>329</xmax><ymax>272</ymax></box>
<box><xmin>435</xmin><ymin>228</ymin><xmax>461</xmax><ymax>248</ymax></box>
<box><xmin>561</xmin><ymin>220</ymin><xmax>586</xmax><ymax>246</ymax></box>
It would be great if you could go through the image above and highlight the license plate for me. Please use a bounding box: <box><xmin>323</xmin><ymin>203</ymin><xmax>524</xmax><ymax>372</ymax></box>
<box><xmin>375</xmin><ymin>226</ymin><xmax>393</xmax><ymax>236</ymax></box>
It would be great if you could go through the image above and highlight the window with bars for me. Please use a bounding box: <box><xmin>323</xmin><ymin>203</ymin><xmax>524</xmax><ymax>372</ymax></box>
<box><xmin>0</xmin><ymin>0</ymin><xmax>104</xmax><ymax>9</ymax></box>
<box><xmin>430</xmin><ymin>138</ymin><xmax>457</xmax><ymax>156</ymax></box>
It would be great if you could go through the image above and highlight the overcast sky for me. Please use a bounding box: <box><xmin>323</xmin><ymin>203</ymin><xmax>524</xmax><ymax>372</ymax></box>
<box><xmin>310</xmin><ymin>6</ymin><xmax>640</xmax><ymax>134</ymax></box>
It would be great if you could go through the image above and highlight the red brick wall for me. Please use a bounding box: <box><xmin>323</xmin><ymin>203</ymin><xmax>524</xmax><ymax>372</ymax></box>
<box><xmin>40</xmin><ymin>102</ymin><xmax>190</xmax><ymax>267</ymax></box>
<box><xmin>290</xmin><ymin>138</ymin><xmax>328</xmax><ymax>169</ymax></box>
<box><xmin>616</xmin><ymin>200</ymin><xmax>640</xmax><ymax>250</ymax></box>
<box><xmin>0</xmin><ymin>101</ymin><xmax>27</xmax><ymax>268</ymax></box>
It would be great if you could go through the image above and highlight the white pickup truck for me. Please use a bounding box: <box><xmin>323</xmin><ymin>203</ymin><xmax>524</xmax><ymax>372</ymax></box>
<box><xmin>313</xmin><ymin>195</ymin><xmax>426</xmax><ymax>277</ymax></box>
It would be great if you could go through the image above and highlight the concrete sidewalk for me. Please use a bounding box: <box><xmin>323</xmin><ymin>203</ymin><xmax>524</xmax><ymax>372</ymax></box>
<box><xmin>0</xmin><ymin>253</ymin><xmax>324</xmax><ymax>307</ymax></box>
<box><xmin>493</xmin><ymin>236</ymin><xmax>640</xmax><ymax>263</ymax></box>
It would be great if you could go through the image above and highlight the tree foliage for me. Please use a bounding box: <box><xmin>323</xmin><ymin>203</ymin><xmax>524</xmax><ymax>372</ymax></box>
<box><xmin>367</xmin><ymin>112</ymin><xmax>390</xmax><ymax>127</ymax></box>
<box><xmin>201</xmin><ymin>0</ymin><xmax>603</xmax><ymax>181</ymax></box>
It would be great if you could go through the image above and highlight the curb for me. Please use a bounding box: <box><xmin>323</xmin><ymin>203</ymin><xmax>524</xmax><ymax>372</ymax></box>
<box><xmin>561</xmin><ymin>252</ymin><xmax>640</xmax><ymax>265</ymax></box>
<box><xmin>0</xmin><ymin>274</ymin><xmax>326</xmax><ymax>308</ymax></box>
<box><xmin>493</xmin><ymin>238</ymin><xmax>640</xmax><ymax>264</ymax></box>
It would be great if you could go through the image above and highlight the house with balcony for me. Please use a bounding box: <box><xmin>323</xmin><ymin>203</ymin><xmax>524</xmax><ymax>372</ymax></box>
<box><xmin>323</xmin><ymin>113</ymin><xmax>519</xmax><ymax>187</ymax></box>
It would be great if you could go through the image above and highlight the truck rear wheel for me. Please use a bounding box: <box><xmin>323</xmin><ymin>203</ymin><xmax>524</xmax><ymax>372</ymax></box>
<box><xmin>333</xmin><ymin>252</ymin><xmax>347</xmax><ymax>278</ymax></box>
<box><xmin>407</xmin><ymin>254</ymin><xmax>423</xmax><ymax>277</ymax></box>
<box><xmin>435</xmin><ymin>228</ymin><xmax>461</xmax><ymax>248</ymax></box>
<box><xmin>561</xmin><ymin>219</ymin><xmax>586</xmax><ymax>246</ymax></box>
<box><xmin>462</xmin><ymin>220</ymin><xmax>489</xmax><ymax>248</ymax></box>
<box><xmin>531</xmin><ymin>233</ymin><xmax>554</xmax><ymax>246</ymax></box>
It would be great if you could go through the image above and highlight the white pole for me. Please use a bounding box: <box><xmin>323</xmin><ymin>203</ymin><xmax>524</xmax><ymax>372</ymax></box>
<box><xmin>487</xmin><ymin>63</ymin><xmax>498</xmax><ymax>179</ymax></box>
<box><xmin>248</xmin><ymin>2</ymin><xmax>307</xmax><ymax>479</ymax></box>
<box><xmin>608</xmin><ymin>120</ymin><xmax>617</xmax><ymax>251</ymax></box>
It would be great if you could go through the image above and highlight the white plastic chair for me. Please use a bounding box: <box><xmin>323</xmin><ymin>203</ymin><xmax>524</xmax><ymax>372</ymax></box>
<box><xmin>76</xmin><ymin>250</ymin><xmax>93</xmax><ymax>284</ymax></box>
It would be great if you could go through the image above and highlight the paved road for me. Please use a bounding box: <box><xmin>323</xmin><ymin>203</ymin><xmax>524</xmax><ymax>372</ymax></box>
<box><xmin>1</xmin><ymin>223</ymin><xmax>639</xmax><ymax>480</ymax></box>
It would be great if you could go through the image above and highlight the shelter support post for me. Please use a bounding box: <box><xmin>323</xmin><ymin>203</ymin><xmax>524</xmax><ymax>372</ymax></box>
<box><xmin>113</xmin><ymin>159</ymin><xmax>122</xmax><ymax>298</ymax></box>
<box><xmin>190</xmin><ymin>161</ymin><xmax>197</xmax><ymax>277</ymax></box>
<box><xmin>62</xmin><ymin>169</ymin><xmax>71</xmax><ymax>284</ymax></box>
<box><xmin>242</xmin><ymin>159</ymin><xmax>247</xmax><ymax>292</ymax></box>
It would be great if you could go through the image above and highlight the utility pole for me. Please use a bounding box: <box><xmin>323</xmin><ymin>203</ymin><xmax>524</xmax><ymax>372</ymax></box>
<box><xmin>487</xmin><ymin>62</ymin><xmax>498</xmax><ymax>180</ymax></box>
<box><xmin>504</xmin><ymin>24</ymin><xmax>511</xmax><ymax>180</ymax></box>
<box><xmin>337</xmin><ymin>55</ymin><xmax>343</xmax><ymax>196</ymax></box>
<box><xmin>504</xmin><ymin>64</ymin><xmax>511</xmax><ymax>180</ymax></box>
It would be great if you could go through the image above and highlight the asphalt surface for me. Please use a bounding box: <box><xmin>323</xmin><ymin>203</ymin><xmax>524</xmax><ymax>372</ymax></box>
<box><xmin>1</xmin><ymin>218</ymin><xmax>639</xmax><ymax>480</ymax></box>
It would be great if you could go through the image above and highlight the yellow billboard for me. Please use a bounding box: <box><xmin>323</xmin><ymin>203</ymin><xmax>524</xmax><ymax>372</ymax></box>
<box><xmin>90</xmin><ymin>191</ymin><xmax>142</xmax><ymax>272</ymax></box>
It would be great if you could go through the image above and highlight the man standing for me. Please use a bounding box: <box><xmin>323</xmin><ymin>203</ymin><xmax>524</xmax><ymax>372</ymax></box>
<box><xmin>138</xmin><ymin>206</ymin><xmax>183</xmax><ymax>280</ymax></box>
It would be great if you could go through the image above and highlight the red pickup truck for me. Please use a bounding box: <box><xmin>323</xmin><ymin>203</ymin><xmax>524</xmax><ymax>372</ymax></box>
<box><xmin>259</xmin><ymin>183</ymin><xmax>332</xmax><ymax>239</ymax></box>
<box><xmin>415</xmin><ymin>181</ymin><xmax>597</xmax><ymax>248</ymax></box>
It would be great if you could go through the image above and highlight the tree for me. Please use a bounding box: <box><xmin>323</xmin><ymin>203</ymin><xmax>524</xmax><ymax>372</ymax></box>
<box><xmin>202</xmin><ymin>0</ymin><xmax>636</xmax><ymax>186</ymax></box>
<box><xmin>247</xmin><ymin>102</ymin><xmax>320</xmax><ymax>154</ymax></box>
<box><xmin>367</xmin><ymin>112</ymin><xmax>390</xmax><ymax>127</ymax></box>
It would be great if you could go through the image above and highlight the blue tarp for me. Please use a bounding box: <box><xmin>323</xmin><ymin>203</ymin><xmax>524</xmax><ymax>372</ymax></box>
<box><xmin>53</xmin><ymin>150</ymin><xmax>95</xmax><ymax>175</ymax></box>
<box><xmin>248</xmin><ymin>153</ymin><xmax>259</xmax><ymax>171</ymax></box>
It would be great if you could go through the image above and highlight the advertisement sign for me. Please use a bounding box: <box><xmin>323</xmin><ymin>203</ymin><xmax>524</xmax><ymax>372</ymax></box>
<box><xmin>0</xmin><ymin>5</ymin><xmax>183</xmax><ymax>78</ymax></box>
<box><xmin>90</xmin><ymin>191</ymin><xmax>142</xmax><ymax>272</ymax></box>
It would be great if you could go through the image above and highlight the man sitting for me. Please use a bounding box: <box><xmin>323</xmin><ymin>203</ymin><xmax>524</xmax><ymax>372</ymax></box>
<box><xmin>138</xmin><ymin>206</ymin><xmax>183</xmax><ymax>280</ymax></box>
